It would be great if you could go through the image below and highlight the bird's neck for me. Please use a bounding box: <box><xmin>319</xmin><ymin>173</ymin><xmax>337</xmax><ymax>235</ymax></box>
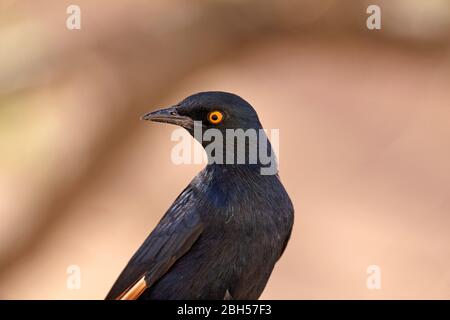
<box><xmin>199</xmin><ymin>130</ymin><xmax>278</xmax><ymax>176</ymax></box>
<box><xmin>204</xmin><ymin>162</ymin><xmax>277</xmax><ymax>180</ymax></box>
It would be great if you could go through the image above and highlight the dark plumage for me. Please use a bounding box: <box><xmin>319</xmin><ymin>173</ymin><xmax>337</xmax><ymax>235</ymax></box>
<box><xmin>106</xmin><ymin>91</ymin><xmax>294</xmax><ymax>300</ymax></box>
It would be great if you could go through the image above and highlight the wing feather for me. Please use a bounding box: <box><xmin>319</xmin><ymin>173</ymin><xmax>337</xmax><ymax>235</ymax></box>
<box><xmin>106</xmin><ymin>187</ymin><xmax>203</xmax><ymax>300</ymax></box>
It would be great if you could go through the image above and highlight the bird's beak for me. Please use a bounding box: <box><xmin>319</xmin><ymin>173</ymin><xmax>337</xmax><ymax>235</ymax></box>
<box><xmin>141</xmin><ymin>106</ymin><xmax>193</xmax><ymax>128</ymax></box>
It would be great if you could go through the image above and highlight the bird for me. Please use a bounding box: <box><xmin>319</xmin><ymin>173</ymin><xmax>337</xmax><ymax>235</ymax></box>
<box><xmin>106</xmin><ymin>91</ymin><xmax>294</xmax><ymax>300</ymax></box>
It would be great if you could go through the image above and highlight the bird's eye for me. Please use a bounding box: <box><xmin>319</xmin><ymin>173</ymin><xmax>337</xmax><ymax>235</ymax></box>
<box><xmin>207</xmin><ymin>111</ymin><xmax>224</xmax><ymax>124</ymax></box>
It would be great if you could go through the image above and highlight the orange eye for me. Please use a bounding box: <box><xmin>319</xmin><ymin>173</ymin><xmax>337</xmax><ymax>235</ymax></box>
<box><xmin>207</xmin><ymin>111</ymin><xmax>223</xmax><ymax>124</ymax></box>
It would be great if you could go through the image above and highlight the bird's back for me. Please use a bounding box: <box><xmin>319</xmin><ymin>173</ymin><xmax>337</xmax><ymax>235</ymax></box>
<box><xmin>107</xmin><ymin>164</ymin><xmax>293</xmax><ymax>300</ymax></box>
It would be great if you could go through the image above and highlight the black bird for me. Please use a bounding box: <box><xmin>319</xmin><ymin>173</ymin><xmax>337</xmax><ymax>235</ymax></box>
<box><xmin>106</xmin><ymin>91</ymin><xmax>294</xmax><ymax>300</ymax></box>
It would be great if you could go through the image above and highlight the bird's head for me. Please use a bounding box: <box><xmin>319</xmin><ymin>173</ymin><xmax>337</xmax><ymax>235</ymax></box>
<box><xmin>141</xmin><ymin>91</ymin><xmax>263</xmax><ymax>135</ymax></box>
<box><xmin>142</xmin><ymin>91</ymin><xmax>276</xmax><ymax>174</ymax></box>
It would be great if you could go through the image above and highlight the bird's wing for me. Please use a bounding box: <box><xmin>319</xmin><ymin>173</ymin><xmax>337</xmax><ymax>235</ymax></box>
<box><xmin>105</xmin><ymin>187</ymin><xmax>204</xmax><ymax>300</ymax></box>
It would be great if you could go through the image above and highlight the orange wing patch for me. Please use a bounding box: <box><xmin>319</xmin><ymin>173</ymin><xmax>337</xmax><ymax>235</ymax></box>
<box><xmin>116</xmin><ymin>276</ymin><xmax>148</xmax><ymax>300</ymax></box>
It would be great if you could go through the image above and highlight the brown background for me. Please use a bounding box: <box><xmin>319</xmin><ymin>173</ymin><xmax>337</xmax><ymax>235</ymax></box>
<box><xmin>0</xmin><ymin>0</ymin><xmax>449</xmax><ymax>299</ymax></box>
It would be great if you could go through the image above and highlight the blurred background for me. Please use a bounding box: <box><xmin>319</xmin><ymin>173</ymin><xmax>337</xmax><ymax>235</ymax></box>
<box><xmin>0</xmin><ymin>0</ymin><xmax>449</xmax><ymax>299</ymax></box>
